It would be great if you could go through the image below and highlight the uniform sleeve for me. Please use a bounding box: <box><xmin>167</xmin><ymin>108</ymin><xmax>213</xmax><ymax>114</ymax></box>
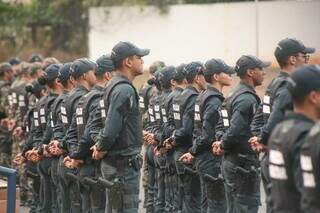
<box><xmin>65</xmin><ymin>113</ymin><xmax>78</xmax><ymax>156</ymax></box>
<box><xmin>260</xmin><ymin>85</ymin><xmax>292</xmax><ymax>145</ymax></box>
<box><xmin>161</xmin><ymin>98</ymin><xmax>175</xmax><ymax>142</ymax></box>
<box><xmin>173</xmin><ymin>95</ymin><xmax>197</xmax><ymax>146</ymax></box>
<box><xmin>52</xmin><ymin>101</ymin><xmax>66</xmax><ymax>143</ymax></box>
<box><xmin>250</xmin><ymin>103</ymin><xmax>264</xmax><ymax>136</ymax></box>
<box><xmin>190</xmin><ymin>98</ymin><xmax>220</xmax><ymax>156</ymax></box>
<box><xmin>96</xmin><ymin>84</ymin><xmax>135</xmax><ymax>152</ymax></box>
<box><xmin>221</xmin><ymin>94</ymin><xmax>257</xmax><ymax>150</ymax></box>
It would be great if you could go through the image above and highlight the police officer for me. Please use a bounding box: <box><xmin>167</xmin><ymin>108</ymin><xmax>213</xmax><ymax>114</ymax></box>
<box><xmin>59</xmin><ymin>58</ymin><xmax>97</xmax><ymax>213</ymax></box>
<box><xmin>180</xmin><ymin>59</ymin><xmax>234</xmax><ymax>212</ymax></box>
<box><xmin>299</xmin><ymin>66</ymin><xmax>320</xmax><ymax>213</ymax></box>
<box><xmin>249</xmin><ymin>38</ymin><xmax>315</xmax><ymax>212</ymax></box>
<box><xmin>166</xmin><ymin>61</ymin><xmax>206</xmax><ymax>213</ymax></box>
<box><xmin>139</xmin><ymin>61</ymin><xmax>165</xmax><ymax>211</ymax></box>
<box><xmin>91</xmin><ymin>41</ymin><xmax>149</xmax><ymax>213</ymax></box>
<box><xmin>0</xmin><ymin>63</ymin><xmax>14</xmax><ymax>167</ymax></box>
<box><xmin>67</xmin><ymin>55</ymin><xmax>115</xmax><ymax>213</ymax></box>
<box><xmin>213</xmin><ymin>55</ymin><xmax>270</xmax><ymax>213</ymax></box>
<box><xmin>268</xmin><ymin>65</ymin><xmax>320</xmax><ymax>213</ymax></box>
<box><xmin>31</xmin><ymin>63</ymin><xmax>63</xmax><ymax>213</ymax></box>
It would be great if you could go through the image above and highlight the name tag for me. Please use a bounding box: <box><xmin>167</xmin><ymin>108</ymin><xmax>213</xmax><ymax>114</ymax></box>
<box><xmin>61</xmin><ymin>115</ymin><xmax>68</xmax><ymax>124</ymax></box>
<box><xmin>34</xmin><ymin>112</ymin><xmax>39</xmax><ymax>119</ymax></box>
<box><xmin>223</xmin><ymin>119</ymin><xmax>229</xmax><ymax>127</ymax></box>
<box><xmin>269</xmin><ymin>150</ymin><xmax>285</xmax><ymax>165</ymax></box>
<box><xmin>154</xmin><ymin>105</ymin><xmax>160</xmax><ymax>111</ymax></box>
<box><xmin>302</xmin><ymin>172</ymin><xmax>316</xmax><ymax>188</ymax></box>
<box><xmin>300</xmin><ymin>155</ymin><xmax>313</xmax><ymax>171</ymax></box>
<box><xmin>34</xmin><ymin>120</ymin><xmax>39</xmax><ymax>127</ymax></box>
<box><xmin>76</xmin><ymin>108</ymin><xmax>83</xmax><ymax>115</ymax></box>
<box><xmin>263</xmin><ymin>105</ymin><xmax>271</xmax><ymax>114</ymax></box>
<box><xmin>173</xmin><ymin>104</ymin><xmax>180</xmax><ymax>112</ymax></box>
<box><xmin>40</xmin><ymin>108</ymin><xmax>45</xmax><ymax>115</ymax></box>
<box><xmin>263</xmin><ymin>95</ymin><xmax>270</xmax><ymax>104</ymax></box>
<box><xmin>269</xmin><ymin>164</ymin><xmax>288</xmax><ymax>180</ymax></box>
<box><xmin>61</xmin><ymin>106</ymin><xmax>67</xmax><ymax>114</ymax></box>
<box><xmin>195</xmin><ymin>113</ymin><xmax>201</xmax><ymax>121</ymax></box>
<box><xmin>173</xmin><ymin>112</ymin><xmax>180</xmax><ymax>120</ymax></box>
<box><xmin>221</xmin><ymin>109</ymin><xmax>228</xmax><ymax>118</ymax></box>
<box><xmin>195</xmin><ymin>104</ymin><xmax>200</xmax><ymax>112</ymax></box>
<box><xmin>100</xmin><ymin>99</ymin><xmax>105</xmax><ymax>108</ymax></box>
<box><xmin>101</xmin><ymin>109</ymin><xmax>106</xmax><ymax>118</ymax></box>
<box><xmin>40</xmin><ymin>116</ymin><xmax>46</xmax><ymax>124</ymax></box>
<box><xmin>76</xmin><ymin>117</ymin><xmax>84</xmax><ymax>125</ymax></box>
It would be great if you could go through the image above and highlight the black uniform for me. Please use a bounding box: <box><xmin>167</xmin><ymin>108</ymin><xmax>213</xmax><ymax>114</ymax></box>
<box><xmin>68</xmin><ymin>85</ymin><xmax>106</xmax><ymax>213</ymax></box>
<box><xmin>58</xmin><ymin>84</ymin><xmax>89</xmax><ymax>213</ymax></box>
<box><xmin>218</xmin><ymin>81</ymin><xmax>261</xmax><ymax>213</ymax></box>
<box><xmin>96</xmin><ymin>74</ymin><xmax>142</xmax><ymax>212</ymax></box>
<box><xmin>172</xmin><ymin>85</ymin><xmax>201</xmax><ymax>213</ymax></box>
<box><xmin>191</xmin><ymin>86</ymin><xmax>226</xmax><ymax>213</ymax></box>
<box><xmin>299</xmin><ymin>122</ymin><xmax>320</xmax><ymax>213</ymax></box>
<box><xmin>268</xmin><ymin>112</ymin><xmax>314</xmax><ymax>213</ymax></box>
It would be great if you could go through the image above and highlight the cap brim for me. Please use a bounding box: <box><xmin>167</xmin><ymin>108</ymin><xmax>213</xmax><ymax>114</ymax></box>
<box><xmin>223</xmin><ymin>66</ymin><xmax>236</xmax><ymax>74</ymax></box>
<box><xmin>260</xmin><ymin>61</ymin><xmax>271</xmax><ymax>68</ymax></box>
<box><xmin>303</xmin><ymin>47</ymin><xmax>316</xmax><ymax>54</ymax></box>
<box><xmin>136</xmin><ymin>49</ymin><xmax>150</xmax><ymax>57</ymax></box>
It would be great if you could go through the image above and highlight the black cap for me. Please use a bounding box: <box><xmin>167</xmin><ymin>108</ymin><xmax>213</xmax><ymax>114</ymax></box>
<box><xmin>174</xmin><ymin>63</ymin><xmax>186</xmax><ymax>81</ymax></box>
<box><xmin>235</xmin><ymin>55</ymin><xmax>271</xmax><ymax>76</ymax></box>
<box><xmin>289</xmin><ymin>65</ymin><xmax>320</xmax><ymax>99</ymax></box>
<box><xmin>111</xmin><ymin>41</ymin><xmax>150</xmax><ymax>63</ymax></box>
<box><xmin>275</xmin><ymin>38</ymin><xmax>315</xmax><ymax>60</ymax></box>
<box><xmin>159</xmin><ymin>66</ymin><xmax>176</xmax><ymax>88</ymax></box>
<box><xmin>184</xmin><ymin>61</ymin><xmax>204</xmax><ymax>82</ymax></box>
<box><xmin>8</xmin><ymin>57</ymin><xmax>21</xmax><ymax>66</ymax></box>
<box><xmin>204</xmin><ymin>59</ymin><xmax>235</xmax><ymax>76</ymax></box>
<box><xmin>70</xmin><ymin>58</ymin><xmax>97</xmax><ymax>78</ymax></box>
<box><xmin>43</xmin><ymin>64</ymin><xmax>62</xmax><ymax>83</ymax></box>
<box><xmin>58</xmin><ymin>63</ymin><xmax>72</xmax><ymax>84</ymax></box>
<box><xmin>95</xmin><ymin>55</ymin><xmax>115</xmax><ymax>75</ymax></box>
<box><xmin>29</xmin><ymin>54</ymin><xmax>43</xmax><ymax>63</ymax></box>
<box><xmin>0</xmin><ymin>63</ymin><xmax>12</xmax><ymax>74</ymax></box>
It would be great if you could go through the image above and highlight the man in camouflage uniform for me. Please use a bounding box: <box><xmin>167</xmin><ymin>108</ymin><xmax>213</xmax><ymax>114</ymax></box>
<box><xmin>0</xmin><ymin>63</ymin><xmax>14</xmax><ymax>167</ymax></box>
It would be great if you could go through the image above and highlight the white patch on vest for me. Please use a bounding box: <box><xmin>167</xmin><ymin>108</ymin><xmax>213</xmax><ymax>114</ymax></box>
<box><xmin>40</xmin><ymin>108</ymin><xmax>45</xmax><ymax>115</ymax></box>
<box><xmin>173</xmin><ymin>104</ymin><xmax>180</xmax><ymax>112</ymax></box>
<box><xmin>101</xmin><ymin>109</ymin><xmax>106</xmax><ymax>118</ymax></box>
<box><xmin>195</xmin><ymin>113</ymin><xmax>201</xmax><ymax>121</ymax></box>
<box><xmin>163</xmin><ymin>116</ymin><xmax>167</xmax><ymax>123</ymax></box>
<box><xmin>302</xmin><ymin>172</ymin><xmax>316</xmax><ymax>188</ymax></box>
<box><xmin>139</xmin><ymin>97</ymin><xmax>145</xmax><ymax>108</ymax></box>
<box><xmin>195</xmin><ymin>104</ymin><xmax>200</xmax><ymax>112</ymax></box>
<box><xmin>148</xmin><ymin>108</ymin><xmax>154</xmax><ymax>115</ymax></box>
<box><xmin>173</xmin><ymin>112</ymin><xmax>180</xmax><ymax>120</ymax></box>
<box><xmin>26</xmin><ymin>126</ymin><xmax>29</xmax><ymax>132</ymax></box>
<box><xmin>263</xmin><ymin>105</ymin><xmax>271</xmax><ymax>114</ymax></box>
<box><xmin>223</xmin><ymin>119</ymin><xmax>229</xmax><ymax>127</ymax></box>
<box><xmin>33</xmin><ymin>112</ymin><xmax>39</xmax><ymax>118</ymax></box>
<box><xmin>263</xmin><ymin>95</ymin><xmax>270</xmax><ymax>104</ymax></box>
<box><xmin>18</xmin><ymin>95</ymin><xmax>24</xmax><ymax>101</ymax></box>
<box><xmin>269</xmin><ymin>150</ymin><xmax>285</xmax><ymax>165</ymax></box>
<box><xmin>150</xmin><ymin>116</ymin><xmax>155</xmax><ymax>122</ymax></box>
<box><xmin>269</xmin><ymin>164</ymin><xmax>288</xmax><ymax>180</ymax></box>
<box><xmin>12</xmin><ymin>92</ymin><xmax>17</xmax><ymax>98</ymax></box>
<box><xmin>139</xmin><ymin>102</ymin><xmax>145</xmax><ymax>109</ymax></box>
<box><xmin>76</xmin><ymin>108</ymin><xmax>83</xmax><ymax>115</ymax></box>
<box><xmin>300</xmin><ymin>155</ymin><xmax>313</xmax><ymax>171</ymax></box>
<box><xmin>76</xmin><ymin>117</ymin><xmax>84</xmax><ymax>125</ymax></box>
<box><xmin>12</xmin><ymin>94</ymin><xmax>17</xmax><ymax>104</ymax></box>
<box><xmin>34</xmin><ymin>120</ymin><xmax>39</xmax><ymax>127</ymax></box>
<box><xmin>155</xmin><ymin>113</ymin><xmax>161</xmax><ymax>120</ymax></box>
<box><xmin>19</xmin><ymin>101</ymin><xmax>26</xmax><ymax>107</ymax></box>
<box><xmin>154</xmin><ymin>105</ymin><xmax>160</xmax><ymax>111</ymax></box>
<box><xmin>99</xmin><ymin>100</ymin><xmax>105</xmax><ymax>108</ymax></box>
<box><xmin>61</xmin><ymin>115</ymin><xmax>68</xmax><ymax>124</ymax></box>
<box><xmin>161</xmin><ymin>108</ymin><xmax>166</xmax><ymax>115</ymax></box>
<box><xmin>221</xmin><ymin>109</ymin><xmax>228</xmax><ymax>118</ymax></box>
<box><xmin>61</xmin><ymin>106</ymin><xmax>66</xmax><ymax>114</ymax></box>
<box><xmin>40</xmin><ymin>116</ymin><xmax>46</xmax><ymax>124</ymax></box>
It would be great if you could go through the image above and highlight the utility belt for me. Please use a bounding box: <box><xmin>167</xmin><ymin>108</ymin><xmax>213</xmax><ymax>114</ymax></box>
<box><xmin>105</xmin><ymin>154</ymin><xmax>142</xmax><ymax>172</ymax></box>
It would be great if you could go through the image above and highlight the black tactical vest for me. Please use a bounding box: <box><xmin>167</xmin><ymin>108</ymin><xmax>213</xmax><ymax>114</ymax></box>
<box><xmin>37</xmin><ymin>93</ymin><xmax>57</xmax><ymax>131</ymax></box>
<box><xmin>299</xmin><ymin>123</ymin><xmax>320</xmax><ymax>212</ymax></box>
<box><xmin>61</xmin><ymin>86</ymin><xmax>88</xmax><ymax>130</ymax></box>
<box><xmin>268</xmin><ymin>116</ymin><xmax>314</xmax><ymax>212</ymax></box>
<box><xmin>161</xmin><ymin>89</ymin><xmax>177</xmax><ymax>124</ymax></box>
<box><xmin>50</xmin><ymin>92</ymin><xmax>68</xmax><ymax>130</ymax></box>
<box><xmin>194</xmin><ymin>87</ymin><xmax>224</xmax><ymax>131</ymax></box>
<box><xmin>221</xmin><ymin>85</ymin><xmax>260</xmax><ymax>129</ymax></box>
<box><xmin>172</xmin><ymin>86</ymin><xmax>198</xmax><ymax>129</ymax></box>
<box><xmin>12</xmin><ymin>83</ymin><xmax>29</xmax><ymax>121</ymax></box>
<box><xmin>99</xmin><ymin>76</ymin><xmax>140</xmax><ymax>153</ymax></box>
<box><xmin>75</xmin><ymin>87</ymin><xmax>103</xmax><ymax>141</ymax></box>
<box><xmin>138</xmin><ymin>84</ymin><xmax>153</xmax><ymax>114</ymax></box>
<box><xmin>262</xmin><ymin>73</ymin><xmax>290</xmax><ymax>123</ymax></box>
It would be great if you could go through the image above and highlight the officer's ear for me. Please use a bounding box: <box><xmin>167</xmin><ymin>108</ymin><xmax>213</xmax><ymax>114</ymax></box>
<box><xmin>213</xmin><ymin>74</ymin><xmax>219</xmax><ymax>82</ymax></box>
<box><xmin>288</xmin><ymin>55</ymin><xmax>297</xmax><ymax>66</ymax></box>
<box><xmin>124</xmin><ymin>57</ymin><xmax>133</xmax><ymax>68</ymax></box>
<box><xmin>171</xmin><ymin>79</ymin><xmax>176</xmax><ymax>87</ymax></box>
<box><xmin>308</xmin><ymin>90</ymin><xmax>320</xmax><ymax>105</ymax></box>
<box><xmin>247</xmin><ymin>69</ymin><xmax>255</xmax><ymax>77</ymax></box>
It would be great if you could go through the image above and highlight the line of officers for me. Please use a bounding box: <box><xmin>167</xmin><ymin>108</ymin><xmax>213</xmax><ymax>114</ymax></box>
<box><xmin>139</xmin><ymin>38</ymin><xmax>320</xmax><ymax>213</ymax></box>
<box><xmin>0</xmin><ymin>37</ymin><xmax>318</xmax><ymax>213</ymax></box>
